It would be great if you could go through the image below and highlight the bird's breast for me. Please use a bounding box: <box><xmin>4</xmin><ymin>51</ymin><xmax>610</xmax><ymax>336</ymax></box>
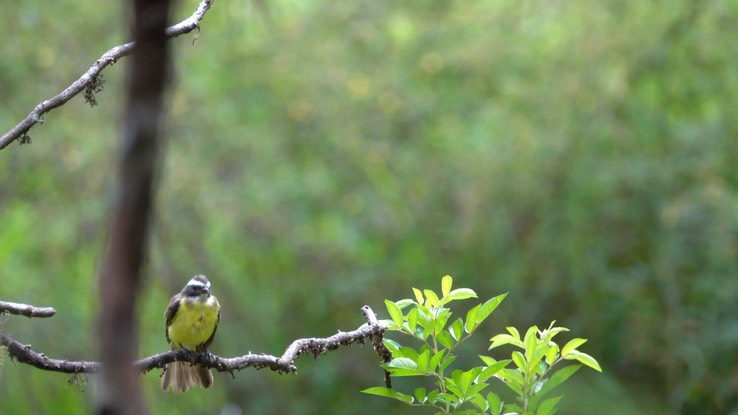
<box><xmin>167</xmin><ymin>296</ymin><xmax>219</xmax><ymax>350</ymax></box>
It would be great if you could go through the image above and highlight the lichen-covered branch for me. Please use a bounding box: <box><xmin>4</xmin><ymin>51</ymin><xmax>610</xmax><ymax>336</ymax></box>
<box><xmin>0</xmin><ymin>306</ymin><xmax>389</xmax><ymax>377</ymax></box>
<box><xmin>0</xmin><ymin>0</ymin><xmax>215</xmax><ymax>150</ymax></box>
<box><xmin>0</xmin><ymin>301</ymin><xmax>56</xmax><ymax>318</ymax></box>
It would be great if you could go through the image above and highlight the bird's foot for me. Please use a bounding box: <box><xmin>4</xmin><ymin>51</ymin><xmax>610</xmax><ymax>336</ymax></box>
<box><xmin>203</xmin><ymin>349</ymin><xmax>216</xmax><ymax>365</ymax></box>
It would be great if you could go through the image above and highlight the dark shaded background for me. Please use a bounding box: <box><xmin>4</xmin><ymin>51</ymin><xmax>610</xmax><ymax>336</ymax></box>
<box><xmin>1</xmin><ymin>0</ymin><xmax>737</xmax><ymax>414</ymax></box>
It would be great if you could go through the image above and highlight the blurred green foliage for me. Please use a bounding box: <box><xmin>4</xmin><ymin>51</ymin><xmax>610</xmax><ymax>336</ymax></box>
<box><xmin>1</xmin><ymin>0</ymin><xmax>737</xmax><ymax>414</ymax></box>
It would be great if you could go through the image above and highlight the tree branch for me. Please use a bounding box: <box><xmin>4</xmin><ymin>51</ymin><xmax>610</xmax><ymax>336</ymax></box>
<box><xmin>0</xmin><ymin>0</ymin><xmax>215</xmax><ymax>150</ymax></box>
<box><xmin>0</xmin><ymin>306</ymin><xmax>389</xmax><ymax>377</ymax></box>
<box><xmin>0</xmin><ymin>301</ymin><xmax>56</xmax><ymax>318</ymax></box>
<box><xmin>0</xmin><ymin>331</ymin><xmax>101</xmax><ymax>373</ymax></box>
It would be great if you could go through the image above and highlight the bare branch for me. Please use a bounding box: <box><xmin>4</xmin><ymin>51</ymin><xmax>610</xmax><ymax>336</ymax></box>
<box><xmin>0</xmin><ymin>301</ymin><xmax>56</xmax><ymax>318</ymax></box>
<box><xmin>0</xmin><ymin>306</ymin><xmax>389</xmax><ymax>377</ymax></box>
<box><xmin>0</xmin><ymin>332</ymin><xmax>101</xmax><ymax>373</ymax></box>
<box><xmin>0</xmin><ymin>0</ymin><xmax>215</xmax><ymax>150</ymax></box>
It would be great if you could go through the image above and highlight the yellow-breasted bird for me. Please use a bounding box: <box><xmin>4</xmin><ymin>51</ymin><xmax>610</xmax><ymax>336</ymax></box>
<box><xmin>161</xmin><ymin>275</ymin><xmax>221</xmax><ymax>393</ymax></box>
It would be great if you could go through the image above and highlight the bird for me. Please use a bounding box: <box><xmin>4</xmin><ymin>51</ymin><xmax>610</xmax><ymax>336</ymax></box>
<box><xmin>161</xmin><ymin>275</ymin><xmax>221</xmax><ymax>393</ymax></box>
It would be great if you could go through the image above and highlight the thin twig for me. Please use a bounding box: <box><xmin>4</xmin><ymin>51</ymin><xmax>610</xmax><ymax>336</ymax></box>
<box><xmin>0</xmin><ymin>306</ymin><xmax>389</xmax><ymax>376</ymax></box>
<box><xmin>0</xmin><ymin>0</ymin><xmax>215</xmax><ymax>150</ymax></box>
<box><xmin>0</xmin><ymin>301</ymin><xmax>56</xmax><ymax>318</ymax></box>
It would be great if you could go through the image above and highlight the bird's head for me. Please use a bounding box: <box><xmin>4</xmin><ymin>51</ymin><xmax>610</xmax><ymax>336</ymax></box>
<box><xmin>182</xmin><ymin>274</ymin><xmax>211</xmax><ymax>298</ymax></box>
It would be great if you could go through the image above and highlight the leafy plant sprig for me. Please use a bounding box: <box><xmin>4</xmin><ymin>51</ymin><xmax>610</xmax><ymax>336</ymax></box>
<box><xmin>488</xmin><ymin>322</ymin><xmax>602</xmax><ymax>414</ymax></box>
<box><xmin>363</xmin><ymin>275</ymin><xmax>601</xmax><ymax>415</ymax></box>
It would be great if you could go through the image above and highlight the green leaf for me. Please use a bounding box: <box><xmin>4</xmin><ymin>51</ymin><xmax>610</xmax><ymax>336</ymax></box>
<box><xmin>512</xmin><ymin>351</ymin><xmax>527</xmax><ymax>371</ymax></box>
<box><xmin>479</xmin><ymin>355</ymin><xmax>498</xmax><ymax>366</ymax></box>
<box><xmin>429</xmin><ymin>349</ymin><xmax>446</xmax><ymax>371</ymax></box>
<box><xmin>393</xmin><ymin>346</ymin><xmax>419</xmax><ymax>360</ymax></box>
<box><xmin>439</xmin><ymin>354</ymin><xmax>457</xmax><ymax>372</ymax></box>
<box><xmin>501</xmin><ymin>368</ymin><xmax>524</xmax><ymax>387</ymax></box>
<box><xmin>442</xmin><ymin>275</ymin><xmax>453</xmax><ymax>297</ymax></box>
<box><xmin>383</xmin><ymin>367</ymin><xmax>425</xmax><ymax>377</ymax></box>
<box><xmin>542</xmin><ymin>326</ymin><xmax>569</xmax><ymax>342</ymax></box>
<box><xmin>458</xmin><ymin>369</ymin><xmax>474</xmax><ymax>395</ymax></box>
<box><xmin>424</xmin><ymin>289</ymin><xmax>440</xmax><ymax>308</ymax></box>
<box><xmin>437</xmin><ymin>330</ymin><xmax>455</xmax><ymax>349</ymax></box>
<box><xmin>386</xmin><ymin>357</ymin><xmax>418</xmax><ymax>370</ymax></box>
<box><xmin>561</xmin><ymin>338</ymin><xmax>588</xmax><ymax>357</ymax></box>
<box><xmin>420</xmin><ymin>326</ymin><xmax>431</xmax><ymax>341</ymax></box>
<box><xmin>361</xmin><ymin>387</ymin><xmax>414</xmax><ymax>404</ymax></box>
<box><xmin>442</xmin><ymin>288</ymin><xmax>477</xmax><ymax>304</ymax></box>
<box><xmin>382</xmin><ymin>368</ymin><xmax>424</xmax><ymax>377</ymax></box>
<box><xmin>476</xmin><ymin>293</ymin><xmax>507</xmax><ymax>324</ymax></box>
<box><xmin>478</xmin><ymin>358</ymin><xmax>511</xmax><ymax>383</ymax></box>
<box><xmin>383</xmin><ymin>338</ymin><xmax>401</xmax><ymax>352</ymax></box>
<box><xmin>507</xmin><ymin>326</ymin><xmax>521</xmax><ymax>340</ymax></box>
<box><xmin>449</xmin><ymin>317</ymin><xmax>464</xmax><ymax>341</ymax></box>
<box><xmin>530</xmin><ymin>364</ymin><xmax>581</xmax><ymax>406</ymax></box>
<box><xmin>524</xmin><ymin>326</ymin><xmax>539</xmax><ymax>355</ymax></box>
<box><xmin>489</xmin><ymin>334</ymin><xmax>524</xmax><ymax>349</ymax></box>
<box><xmin>395</xmin><ymin>298</ymin><xmax>415</xmax><ymax>310</ymax></box>
<box><xmin>414</xmin><ymin>387</ymin><xmax>427</xmax><ymax>403</ymax></box>
<box><xmin>466</xmin><ymin>383</ymin><xmax>490</xmax><ymax>399</ymax></box>
<box><xmin>412</xmin><ymin>287</ymin><xmax>424</xmax><ymax>305</ymax></box>
<box><xmin>465</xmin><ymin>304</ymin><xmax>480</xmax><ymax>333</ymax></box>
<box><xmin>536</xmin><ymin>395</ymin><xmax>563</xmax><ymax>415</ymax></box>
<box><xmin>415</xmin><ymin>304</ymin><xmax>434</xmax><ymax>322</ymax></box>
<box><xmin>434</xmin><ymin>309</ymin><xmax>452</xmax><ymax>336</ymax></box>
<box><xmin>451</xmin><ymin>368</ymin><xmax>463</xmax><ymax>385</ymax></box>
<box><xmin>446</xmin><ymin>382</ymin><xmax>464</xmax><ymax>400</ymax></box>
<box><xmin>528</xmin><ymin>344</ymin><xmax>549</xmax><ymax>374</ymax></box>
<box><xmin>532</xmin><ymin>377</ymin><xmax>546</xmax><ymax>395</ymax></box>
<box><xmin>434</xmin><ymin>393</ymin><xmax>460</xmax><ymax>406</ymax></box>
<box><xmin>545</xmin><ymin>343</ymin><xmax>559</xmax><ymax>365</ymax></box>
<box><xmin>417</xmin><ymin>349</ymin><xmax>430</xmax><ymax>372</ymax></box>
<box><xmin>563</xmin><ymin>350</ymin><xmax>602</xmax><ymax>372</ymax></box>
<box><xmin>385</xmin><ymin>299</ymin><xmax>404</xmax><ymax>330</ymax></box>
<box><xmin>506</xmin><ymin>404</ymin><xmax>524</xmax><ymax>413</ymax></box>
<box><xmin>498</xmin><ymin>369</ymin><xmax>524</xmax><ymax>395</ymax></box>
<box><xmin>487</xmin><ymin>392</ymin><xmax>503</xmax><ymax>415</ymax></box>
<box><xmin>471</xmin><ymin>393</ymin><xmax>488</xmax><ymax>411</ymax></box>
<box><xmin>414</xmin><ymin>308</ymin><xmax>431</xmax><ymax>339</ymax></box>
<box><xmin>407</xmin><ymin>307</ymin><xmax>419</xmax><ymax>334</ymax></box>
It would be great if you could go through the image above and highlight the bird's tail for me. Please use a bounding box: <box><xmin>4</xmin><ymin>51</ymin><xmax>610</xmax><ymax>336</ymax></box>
<box><xmin>161</xmin><ymin>361</ymin><xmax>213</xmax><ymax>393</ymax></box>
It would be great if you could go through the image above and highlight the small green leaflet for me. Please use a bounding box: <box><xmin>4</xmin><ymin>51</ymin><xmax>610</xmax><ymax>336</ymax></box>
<box><xmin>537</xmin><ymin>395</ymin><xmax>564</xmax><ymax>415</ymax></box>
<box><xmin>476</xmin><ymin>293</ymin><xmax>507</xmax><ymax>324</ymax></box>
<box><xmin>385</xmin><ymin>299</ymin><xmax>404</xmax><ymax>330</ymax></box>
<box><xmin>440</xmin><ymin>288</ymin><xmax>477</xmax><ymax>305</ymax></box>
<box><xmin>563</xmin><ymin>350</ymin><xmax>602</xmax><ymax>372</ymax></box>
<box><xmin>561</xmin><ymin>338</ymin><xmax>587</xmax><ymax>357</ymax></box>
<box><xmin>361</xmin><ymin>387</ymin><xmax>413</xmax><ymax>404</ymax></box>
<box><xmin>442</xmin><ymin>275</ymin><xmax>453</xmax><ymax>297</ymax></box>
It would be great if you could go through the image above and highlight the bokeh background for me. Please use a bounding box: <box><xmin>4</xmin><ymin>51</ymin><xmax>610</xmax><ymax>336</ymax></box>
<box><xmin>2</xmin><ymin>0</ymin><xmax>738</xmax><ymax>414</ymax></box>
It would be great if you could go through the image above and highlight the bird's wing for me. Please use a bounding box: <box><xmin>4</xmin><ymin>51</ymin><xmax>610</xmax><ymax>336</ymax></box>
<box><xmin>164</xmin><ymin>294</ymin><xmax>181</xmax><ymax>345</ymax></box>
